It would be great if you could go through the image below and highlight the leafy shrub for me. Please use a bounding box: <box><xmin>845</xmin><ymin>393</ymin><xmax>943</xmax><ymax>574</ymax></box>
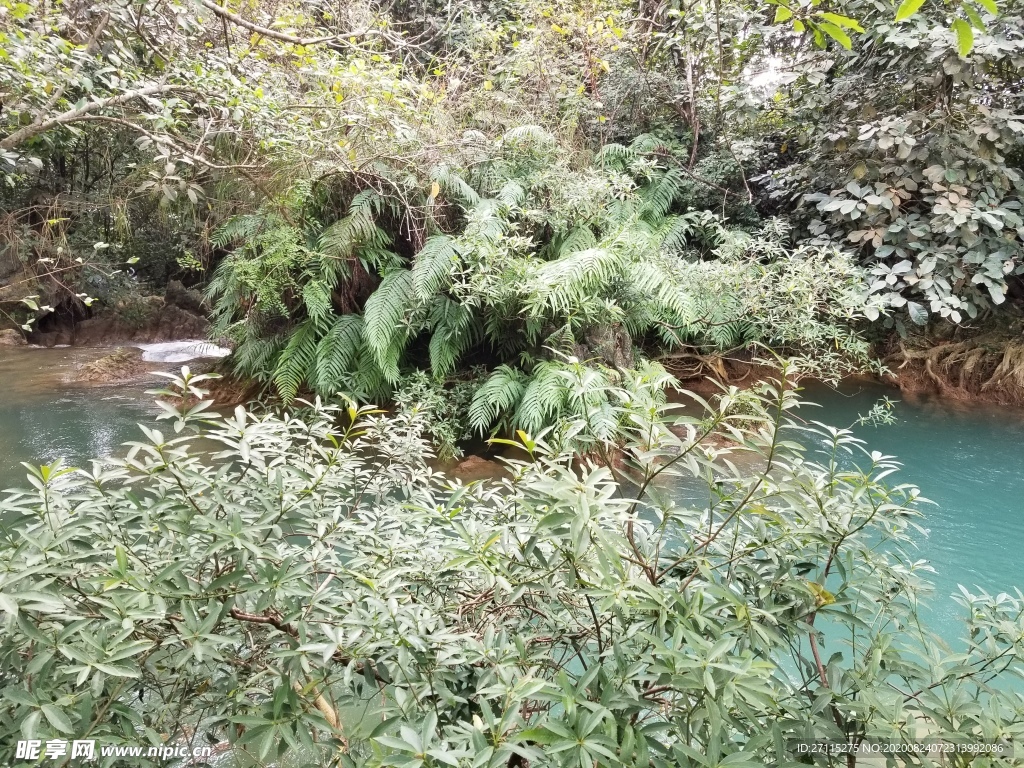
<box><xmin>1</xmin><ymin>366</ymin><xmax>1022</xmax><ymax>766</ymax></box>
<box><xmin>206</xmin><ymin>131</ymin><xmax>880</xmax><ymax>428</ymax></box>
<box><xmin>393</xmin><ymin>371</ymin><xmax>479</xmax><ymax>462</ymax></box>
<box><xmin>760</xmin><ymin>0</ymin><xmax>1024</xmax><ymax>325</ymax></box>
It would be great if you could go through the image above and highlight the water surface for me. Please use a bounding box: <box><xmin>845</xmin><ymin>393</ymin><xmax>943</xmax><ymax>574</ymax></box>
<box><xmin>800</xmin><ymin>379</ymin><xmax>1024</xmax><ymax>632</ymax></box>
<box><xmin>0</xmin><ymin>350</ymin><xmax>1021</xmax><ymax>644</ymax></box>
<box><xmin>0</xmin><ymin>343</ymin><xmax>226</xmax><ymax>488</ymax></box>
<box><xmin>0</xmin><ymin>347</ymin><xmax>162</xmax><ymax>487</ymax></box>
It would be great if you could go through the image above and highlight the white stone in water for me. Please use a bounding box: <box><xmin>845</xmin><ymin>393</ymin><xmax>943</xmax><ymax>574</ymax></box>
<box><xmin>136</xmin><ymin>340</ymin><xmax>231</xmax><ymax>363</ymax></box>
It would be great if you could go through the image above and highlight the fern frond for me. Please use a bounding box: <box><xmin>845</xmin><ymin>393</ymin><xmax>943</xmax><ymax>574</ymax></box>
<box><xmin>319</xmin><ymin>190</ymin><xmax>389</xmax><ymax>260</ymax></box>
<box><xmin>502</xmin><ymin>124</ymin><xmax>556</xmax><ymax>147</ymax></box>
<box><xmin>659</xmin><ymin>210</ymin><xmax>725</xmax><ymax>254</ymax></box>
<box><xmin>528</xmin><ymin>248</ymin><xmax>626</xmax><ymax>315</ymax></box>
<box><xmin>640</xmin><ymin>168</ymin><xmax>687</xmax><ymax>222</ymax></box>
<box><xmin>556</xmin><ymin>226</ymin><xmax>598</xmax><ymax>257</ymax></box>
<box><xmin>468</xmin><ymin>365</ymin><xmax>527</xmax><ymax>433</ymax></box>
<box><xmin>231</xmin><ymin>335</ymin><xmax>285</xmax><ymax>382</ymax></box>
<box><xmin>346</xmin><ymin>350</ymin><xmax>392</xmax><ymax>401</ymax></box>
<box><xmin>626</xmin><ymin>258</ymin><xmax>693</xmax><ymax>320</ymax></box>
<box><xmin>360</xmin><ymin>245</ymin><xmax>404</xmax><ymax>274</ymax></box>
<box><xmin>302</xmin><ymin>278</ymin><xmax>334</xmax><ymax>331</ymax></box>
<box><xmin>272</xmin><ymin>320</ymin><xmax>319</xmax><ymax>402</ymax></box>
<box><xmin>431</xmin><ymin>166</ymin><xmax>481</xmax><ymax>208</ymax></box>
<box><xmin>362</xmin><ymin>269</ymin><xmax>418</xmax><ymax>383</ymax></box>
<box><xmin>313</xmin><ymin>314</ymin><xmax>365</xmax><ymax>395</ymax></box>
<box><xmin>464</xmin><ymin>199</ymin><xmax>508</xmax><ymax>240</ymax></box>
<box><xmin>427</xmin><ymin>296</ymin><xmax>473</xmax><ymax>378</ymax></box>
<box><xmin>630</xmin><ymin>133</ymin><xmax>670</xmax><ymax>156</ymax></box>
<box><xmin>514</xmin><ymin>362</ymin><xmax>568</xmax><ymax>433</ymax></box>
<box><xmin>595</xmin><ymin>142</ymin><xmax>634</xmax><ymax>170</ymax></box>
<box><xmin>206</xmin><ymin>222</ymin><xmax>308</xmax><ymax>321</ymax></box>
<box><xmin>496</xmin><ymin>180</ymin><xmax>525</xmax><ymax>209</ymax></box>
<box><xmin>211</xmin><ymin>214</ymin><xmax>274</xmax><ymax>249</ymax></box>
<box><xmin>412</xmin><ymin>235</ymin><xmax>459</xmax><ymax>300</ymax></box>
<box><xmin>604</xmin><ymin>198</ymin><xmax>641</xmax><ymax>227</ymax></box>
<box><xmin>658</xmin><ymin>214</ymin><xmax>696</xmax><ymax>254</ymax></box>
<box><xmin>543</xmin><ymin>324</ymin><xmax>579</xmax><ymax>357</ymax></box>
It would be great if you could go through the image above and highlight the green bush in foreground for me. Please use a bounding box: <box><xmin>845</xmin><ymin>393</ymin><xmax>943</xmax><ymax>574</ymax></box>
<box><xmin>0</xmin><ymin>366</ymin><xmax>1022</xmax><ymax>767</ymax></box>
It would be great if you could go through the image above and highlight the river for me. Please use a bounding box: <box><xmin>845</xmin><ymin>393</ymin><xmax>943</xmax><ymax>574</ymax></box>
<box><xmin>0</xmin><ymin>347</ymin><xmax>1022</xmax><ymax>644</ymax></box>
<box><xmin>800</xmin><ymin>379</ymin><xmax>1024</xmax><ymax>632</ymax></box>
<box><xmin>0</xmin><ymin>343</ymin><xmax>228</xmax><ymax>487</ymax></box>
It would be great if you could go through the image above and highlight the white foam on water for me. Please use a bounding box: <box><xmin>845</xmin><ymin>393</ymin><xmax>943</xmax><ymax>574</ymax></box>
<box><xmin>136</xmin><ymin>341</ymin><xmax>232</xmax><ymax>363</ymax></box>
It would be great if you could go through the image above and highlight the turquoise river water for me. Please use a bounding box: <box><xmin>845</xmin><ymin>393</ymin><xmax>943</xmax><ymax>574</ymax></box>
<box><xmin>0</xmin><ymin>347</ymin><xmax>1022</xmax><ymax>644</ymax></box>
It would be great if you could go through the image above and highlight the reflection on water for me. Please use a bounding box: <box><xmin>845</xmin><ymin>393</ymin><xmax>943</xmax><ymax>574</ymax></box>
<box><xmin>0</xmin><ymin>346</ymin><xmax>177</xmax><ymax>489</ymax></box>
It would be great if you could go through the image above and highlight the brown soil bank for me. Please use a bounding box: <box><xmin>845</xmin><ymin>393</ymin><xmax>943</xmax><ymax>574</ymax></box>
<box><xmin>880</xmin><ymin>315</ymin><xmax>1024</xmax><ymax>407</ymax></box>
<box><xmin>659</xmin><ymin>322</ymin><xmax>1024</xmax><ymax>408</ymax></box>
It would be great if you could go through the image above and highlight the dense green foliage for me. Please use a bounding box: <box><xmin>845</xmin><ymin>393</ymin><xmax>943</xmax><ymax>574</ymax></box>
<box><xmin>3</xmin><ymin>0</ymin><xmax>1021</xmax><ymax>420</ymax></box>
<box><xmin>203</xmin><ymin>139</ymin><xmax>877</xmax><ymax>430</ymax></box>
<box><xmin>0</xmin><ymin>367</ymin><xmax>1022</xmax><ymax>767</ymax></box>
<box><xmin>763</xmin><ymin>0</ymin><xmax>1024</xmax><ymax>326</ymax></box>
<box><xmin>3</xmin><ymin>0</ymin><xmax>1024</xmax><ymax>763</ymax></box>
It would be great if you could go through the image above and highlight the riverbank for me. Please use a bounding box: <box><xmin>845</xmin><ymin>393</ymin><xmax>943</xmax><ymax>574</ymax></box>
<box><xmin>661</xmin><ymin>322</ymin><xmax>1024</xmax><ymax>410</ymax></box>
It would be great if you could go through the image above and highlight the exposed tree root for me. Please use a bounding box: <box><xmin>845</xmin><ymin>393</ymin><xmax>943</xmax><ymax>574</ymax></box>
<box><xmin>659</xmin><ymin>351</ymin><xmax>734</xmax><ymax>382</ymax></box>
<box><xmin>885</xmin><ymin>336</ymin><xmax>1024</xmax><ymax>406</ymax></box>
<box><xmin>657</xmin><ymin>347</ymin><xmax>772</xmax><ymax>388</ymax></box>
<box><xmin>659</xmin><ymin>332</ymin><xmax>1024</xmax><ymax>407</ymax></box>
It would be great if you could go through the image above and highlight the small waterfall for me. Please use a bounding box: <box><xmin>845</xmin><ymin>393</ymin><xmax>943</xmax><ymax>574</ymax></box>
<box><xmin>136</xmin><ymin>340</ymin><xmax>232</xmax><ymax>363</ymax></box>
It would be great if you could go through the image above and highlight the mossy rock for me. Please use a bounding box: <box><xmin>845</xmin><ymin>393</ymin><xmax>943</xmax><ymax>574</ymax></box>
<box><xmin>80</xmin><ymin>347</ymin><xmax>145</xmax><ymax>383</ymax></box>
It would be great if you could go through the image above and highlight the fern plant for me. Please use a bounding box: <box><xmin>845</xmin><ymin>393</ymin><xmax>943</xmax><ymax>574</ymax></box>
<box><xmin>206</xmin><ymin>126</ymin><xmax>878</xmax><ymax>453</ymax></box>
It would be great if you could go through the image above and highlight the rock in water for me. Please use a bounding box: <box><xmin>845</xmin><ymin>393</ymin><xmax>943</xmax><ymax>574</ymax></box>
<box><xmin>452</xmin><ymin>455</ymin><xmax>504</xmax><ymax>482</ymax></box>
<box><xmin>72</xmin><ymin>298</ymin><xmax>209</xmax><ymax>345</ymax></box>
<box><xmin>79</xmin><ymin>347</ymin><xmax>146</xmax><ymax>383</ymax></box>
<box><xmin>0</xmin><ymin>329</ymin><xmax>26</xmax><ymax>346</ymax></box>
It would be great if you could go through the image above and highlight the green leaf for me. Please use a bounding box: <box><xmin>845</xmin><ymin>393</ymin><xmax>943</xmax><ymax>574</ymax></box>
<box><xmin>3</xmin><ymin>687</ymin><xmax>36</xmax><ymax>706</ymax></box>
<box><xmin>374</xmin><ymin>735</ymin><xmax>416</xmax><ymax>752</ymax></box>
<box><xmin>952</xmin><ymin>18</ymin><xmax>974</xmax><ymax>55</ymax></box>
<box><xmin>895</xmin><ymin>0</ymin><xmax>926</xmax><ymax>21</ymax></box>
<box><xmin>907</xmin><ymin>301</ymin><xmax>928</xmax><ymax>325</ymax></box>
<box><xmin>819</xmin><ymin>11</ymin><xmax>864</xmax><ymax>30</ymax></box>
<box><xmin>963</xmin><ymin>4</ymin><xmax>984</xmax><ymax>27</ymax></box>
<box><xmin>93</xmin><ymin>663</ymin><xmax>141</xmax><ymax>678</ymax></box>
<box><xmin>774</xmin><ymin>6</ymin><xmax>793</xmax><ymax>22</ymax></box>
<box><xmin>818</xmin><ymin>21</ymin><xmax>852</xmax><ymax>48</ymax></box>
<box><xmin>974</xmin><ymin>0</ymin><xmax>997</xmax><ymax>14</ymax></box>
<box><xmin>0</xmin><ymin>593</ymin><xmax>18</xmax><ymax>615</ymax></box>
<box><xmin>41</xmin><ymin>704</ymin><xmax>74</xmax><ymax>733</ymax></box>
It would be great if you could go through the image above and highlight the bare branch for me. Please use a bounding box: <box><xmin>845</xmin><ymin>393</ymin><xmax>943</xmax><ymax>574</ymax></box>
<box><xmin>1</xmin><ymin>84</ymin><xmax>182</xmax><ymax>151</ymax></box>
<box><xmin>195</xmin><ymin>0</ymin><xmax>376</xmax><ymax>47</ymax></box>
<box><xmin>72</xmin><ymin>115</ymin><xmax>260</xmax><ymax>171</ymax></box>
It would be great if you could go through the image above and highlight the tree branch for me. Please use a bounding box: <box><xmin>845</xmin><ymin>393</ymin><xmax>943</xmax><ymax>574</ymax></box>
<box><xmin>195</xmin><ymin>0</ymin><xmax>376</xmax><ymax>47</ymax></box>
<box><xmin>41</xmin><ymin>12</ymin><xmax>110</xmax><ymax>115</ymax></box>
<box><xmin>72</xmin><ymin>115</ymin><xmax>260</xmax><ymax>171</ymax></box>
<box><xmin>1</xmin><ymin>84</ymin><xmax>182</xmax><ymax>151</ymax></box>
